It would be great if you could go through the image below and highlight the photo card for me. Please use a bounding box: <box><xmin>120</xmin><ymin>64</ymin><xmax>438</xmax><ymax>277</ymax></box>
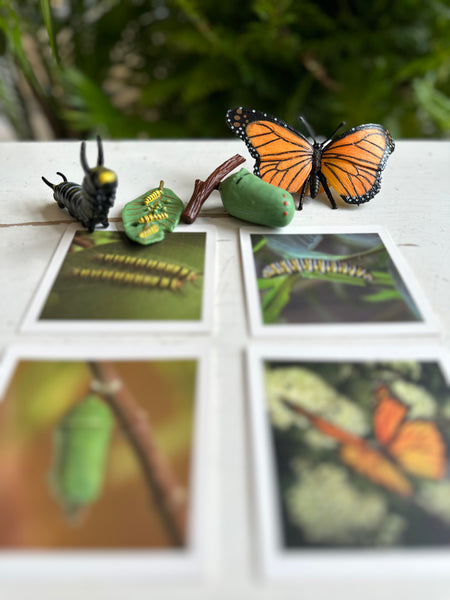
<box><xmin>22</xmin><ymin>223</ymin><xmax>215</xmax><ymax>333</ymax></box>
<box><xmin>247</xmin><ymin>344</ymin><xmax>450</xmax><ymax>580</ymax></box>
<box><xmin>0</xmin><ymin>344</ymin><xmax>209</xmax><ymax>579</ymax></box>
<box><xmin>240</xmin><ymin>225</ymin><xmax>438</xmax><ymax>336</ymax></box>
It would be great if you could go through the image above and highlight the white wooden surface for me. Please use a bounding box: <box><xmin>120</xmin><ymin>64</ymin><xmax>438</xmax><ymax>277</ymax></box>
<box><xmin>0</xmin><ymin>139</ymin><xmax>450</xmax><ymax>599</ymax></box>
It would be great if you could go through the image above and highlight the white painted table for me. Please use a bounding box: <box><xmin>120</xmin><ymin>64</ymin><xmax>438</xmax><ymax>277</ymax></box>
<box><xmin>0</xmin><ymin>139</ymin><xmax>450</xmax><ymax>600</ymax></box>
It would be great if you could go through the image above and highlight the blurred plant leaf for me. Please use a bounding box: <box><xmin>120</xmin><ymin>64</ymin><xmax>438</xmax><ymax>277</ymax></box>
<box><xmin>0</xmin><ymin>0</ymin><xmax>449</xmax><ymax>139</ymax></box>
<box><xmin>260</xmin><ymin>275</ymin><xmax>295</xmax><ymax>323</ymax></box>
<box><xmin>0</xmin><ymin>56</ymin><xmax>32</xmax><ymax>137</ymax></box>
<box><xmin>39</xmin><ymin>0</ymin><xmax>59</xmax><ymax>65</ymax></box>
<box><xmin>413</xmin><ymin>73</ymin><xmax>450</xmax><ymax>131</ymax></box>
<box><xmin>0</xmin><ymin>4</ymin><xmax>44</xmax><ymax>96</ymax></box>
<box><xmin>61</xmin><ymin>68</ymin><xmax>140</xmax><ymax>137</ymax></box>
<box><xmin>363</xmin><ymin>289</ymin><xmax>404</xmax><ymax>303</ymax></box>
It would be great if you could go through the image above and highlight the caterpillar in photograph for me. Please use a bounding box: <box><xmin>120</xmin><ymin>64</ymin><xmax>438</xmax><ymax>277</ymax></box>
<box><xmin>94</xmin><ymin>253</ymin><xmax>198</xmax><ymax>281</ymax></box>
<box><xmin>42</xmin><ymin>135</ymin><xmax>118</xmax><ymax>233</ymax></box>
<box><xmin>70</xmin><ymin>267</ymin><xmax>184</xmax><ymax>290</ymax></box>
<box><xmin>262</xmin><ymin>257</ymin><xmax>373</xmax><ymax>282</ymax></box>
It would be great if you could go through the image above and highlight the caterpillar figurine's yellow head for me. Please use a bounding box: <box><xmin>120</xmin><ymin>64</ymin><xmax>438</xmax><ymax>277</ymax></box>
<box><xmin>81</xmin><ymin>136</ymin><xmax>118</xmax><ymax>214</ymax></box>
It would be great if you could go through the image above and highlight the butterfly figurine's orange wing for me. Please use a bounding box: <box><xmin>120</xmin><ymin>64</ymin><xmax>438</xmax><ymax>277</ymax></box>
<box><xmin>226</xmin><ymin>107</ymin><xmax>313</xmax><ymax>193</ymax></box>
<box><xmin>320</xmin><ymin>124</ymin><xmax>395</xmax><ymax>204</ymax></box>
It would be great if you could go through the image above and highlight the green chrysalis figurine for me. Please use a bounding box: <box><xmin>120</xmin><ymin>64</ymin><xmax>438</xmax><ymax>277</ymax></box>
<box><xmin>219</xmin><ymin>168</ymin><xmax>295</xmax><ymax>227</ymax></box>
<box><xmin>49</xmin><ymin>394</ymin><xmax>114</xmax><ymax>518</ymax></box>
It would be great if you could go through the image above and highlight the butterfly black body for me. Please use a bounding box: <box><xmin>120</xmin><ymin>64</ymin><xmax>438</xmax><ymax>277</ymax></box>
<box><xmin>309</xmin><ymin>140</ymin><xmax>327</xmax><ymax>201</ymax></box>
<box><xmin>299</xmin><ymin>133</ymin><xmax>346</xmax><ymax>209</ymax></box>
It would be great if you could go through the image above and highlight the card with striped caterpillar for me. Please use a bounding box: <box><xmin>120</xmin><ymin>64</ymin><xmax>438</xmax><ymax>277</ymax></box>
<box><xmin>240</xmin><ymin>226</ymin><xmax>438</xmax><ymax>337</ymax></box>
<box><xmin>21</xmin><ymin>224</ymin><xmax>215</xmax><ymax>334</ymax></box>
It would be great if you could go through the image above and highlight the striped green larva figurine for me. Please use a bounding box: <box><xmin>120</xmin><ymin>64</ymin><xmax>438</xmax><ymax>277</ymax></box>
<box><xmin>218</xmin><ymin>168</ymin><xmax>295</xmax><ymax>227</ymax></box>
<box><xmin>49</xmin><ymin>393</ymin><xmax>114</xmax><ymax>517</ymax></box>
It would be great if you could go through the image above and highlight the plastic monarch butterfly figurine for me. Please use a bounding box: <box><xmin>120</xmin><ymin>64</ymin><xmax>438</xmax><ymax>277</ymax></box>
<box><xmin>42</xmin><ymin>135</ymin><xmax>118</xmax><ymax>232</ymax></box>
<box><xmin>226</xmin><ymin>107</ymin><xmax>395</xmax><ymax>210</ymax></box>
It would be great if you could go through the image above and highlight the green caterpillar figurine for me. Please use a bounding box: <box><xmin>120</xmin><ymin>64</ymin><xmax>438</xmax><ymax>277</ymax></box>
<box><xmin>218</xmin><ymin>168</ymin><xmax>295</xmax><ymax>227</ymax></box>
<box><xmin>49</xmin><ymin>393</ymin><xmax>114</xmax><ymax>518</ymax></box>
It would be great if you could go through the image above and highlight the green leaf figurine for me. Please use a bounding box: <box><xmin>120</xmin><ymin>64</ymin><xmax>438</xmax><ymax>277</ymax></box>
<box><xmin>219</xmin><ymin>168</ymin><xmax>295</xmax><ymax>227</ymax></box>
<box><xmin>122</xmin><ymin>180</ymin><xmax>184</xmax><ymax>245</ymax></box>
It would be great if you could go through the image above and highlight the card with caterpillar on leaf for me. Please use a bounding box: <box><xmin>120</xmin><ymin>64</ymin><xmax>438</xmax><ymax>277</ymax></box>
<box><xmin>240</xmin><ymin>225</ymin><xmax>438</xmax><ymax>337</ymax></box>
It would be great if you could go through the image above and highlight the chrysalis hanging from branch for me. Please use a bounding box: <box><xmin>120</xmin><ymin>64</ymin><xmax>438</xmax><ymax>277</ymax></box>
<box><xmin>49</xmin><ymin>393</ymin><xmax>114</xmax><ymax>519</ymax></box>
<box><xmin>48</xmin><ymin>362</ymin><xmax>188</xmax><ymax>545</ymax></box>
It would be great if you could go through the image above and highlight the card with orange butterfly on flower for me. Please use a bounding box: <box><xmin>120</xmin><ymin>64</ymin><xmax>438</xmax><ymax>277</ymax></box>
<box><xmin>247</xmin><ymin>344</ymin><xmax>450</xmax><ymax>580</ymax></box>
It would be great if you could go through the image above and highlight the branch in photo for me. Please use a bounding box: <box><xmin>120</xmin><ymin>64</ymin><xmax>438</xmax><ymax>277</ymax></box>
<box><xmin>88</xmin><ymin>360</ymin><xmax>188</xmax><ymax>547</ymax></box>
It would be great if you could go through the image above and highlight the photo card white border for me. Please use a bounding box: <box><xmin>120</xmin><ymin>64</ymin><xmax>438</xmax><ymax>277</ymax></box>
<box><xmin>246</xmin><ymin>342</ymin><xmax>450</xmax><ymax>581</ymax></box>
<box><xmin>240</xmin><ymin>224</ymin><xmax>439</xmax><ymax>337</ymax></box>
<box><xmin>0</xmin><ymin>342</ymin><xmax>211</xmax><ymax>581</ymax></box>
<box><xmin>21</xmin><ymin>223</ymin><xmax>216</xmax><ymax>334</ymax></box>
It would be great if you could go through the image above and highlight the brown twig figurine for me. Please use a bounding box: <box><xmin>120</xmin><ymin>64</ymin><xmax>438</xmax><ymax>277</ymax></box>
<box><xmin>181</xmin><ymin>154</ymin><xmax>246</xmax><ymax>223</ymax></box>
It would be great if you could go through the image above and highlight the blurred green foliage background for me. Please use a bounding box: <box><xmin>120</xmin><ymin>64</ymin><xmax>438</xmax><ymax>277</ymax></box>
<box><xmin>0</xmin><ymin>0</ymin><xmax>449</xmax><ymax>140</ymax></box>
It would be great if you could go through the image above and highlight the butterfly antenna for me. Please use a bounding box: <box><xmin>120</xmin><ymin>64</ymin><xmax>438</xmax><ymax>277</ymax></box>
<box><xmin>329</xmin><ymin>121</ymin><xmax>346</xmax><ymax>139</ymax></box>
<box><xmin>299</xmin><ymin>115</ymin><xmax>316</xmax><ymax>140</ymax></box>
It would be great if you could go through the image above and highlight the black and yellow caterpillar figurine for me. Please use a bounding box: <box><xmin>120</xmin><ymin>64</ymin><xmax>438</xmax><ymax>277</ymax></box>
<box><xmin>42</xmin><ymin>135</ymin><xmax>118</xmax><ymax>232</ymax></box>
